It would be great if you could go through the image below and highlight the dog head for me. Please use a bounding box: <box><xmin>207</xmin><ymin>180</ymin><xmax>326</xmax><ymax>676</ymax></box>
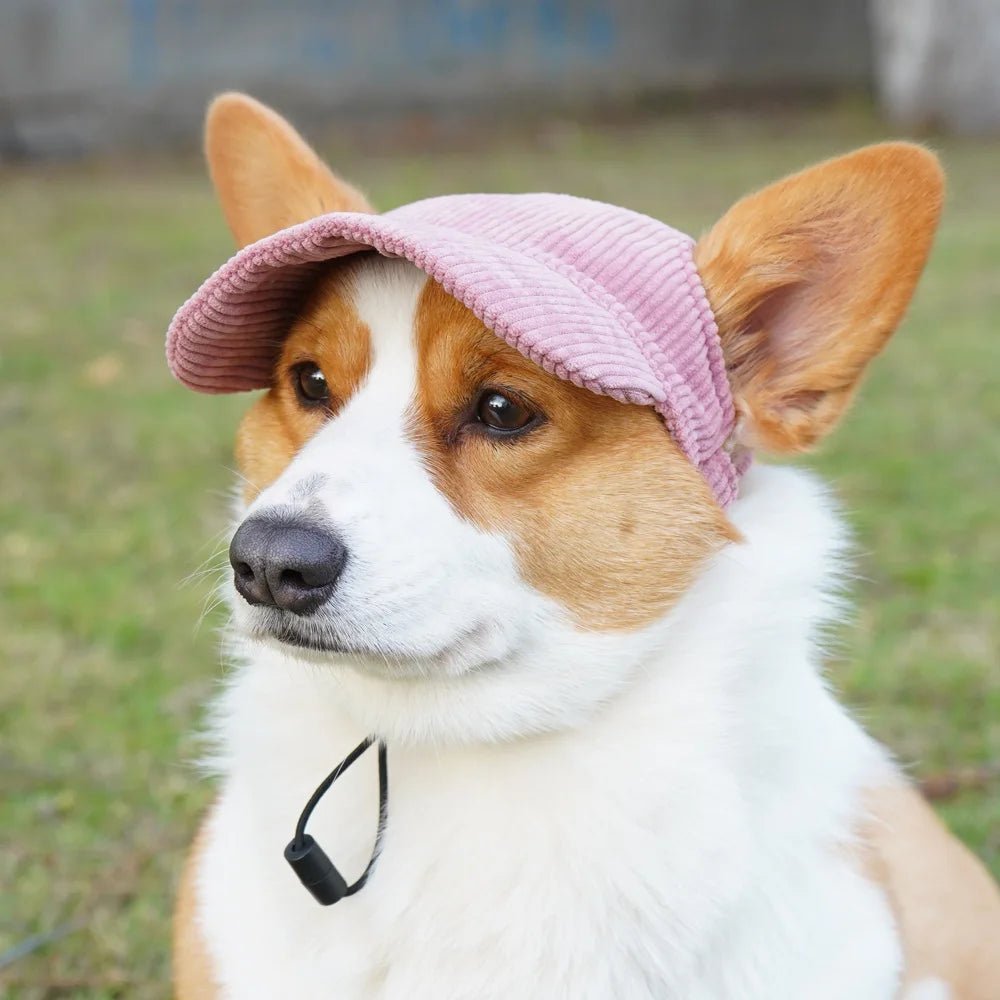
<box><xmin>190</xmin><ymin>94</ymin><xmax>942</xmax><ymax>742</ymax></box>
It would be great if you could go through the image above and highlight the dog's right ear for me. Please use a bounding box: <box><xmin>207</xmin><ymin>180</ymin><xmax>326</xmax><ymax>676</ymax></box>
<box><xmin>696</xmin><ymin>143</ymin><xmax>943</xmax><ymax>454</ymax></box>
<box><xmin>205</xmin><ymin>92</ymin><xmax>373</xmax><ymax>248</ymax></box>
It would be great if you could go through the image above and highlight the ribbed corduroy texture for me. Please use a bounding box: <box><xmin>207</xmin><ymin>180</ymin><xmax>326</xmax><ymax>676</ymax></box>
<box><xmin>166</xmin><ymin>193</ymin><xmax>744</xmax><ymax>505</ymax></box>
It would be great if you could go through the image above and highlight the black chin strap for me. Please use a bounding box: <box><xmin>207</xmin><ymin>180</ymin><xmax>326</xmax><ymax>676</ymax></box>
<box><xmin>284</xmin><ymin>736</ymin><xmax>389</xmax><ymax>906</ymax></box>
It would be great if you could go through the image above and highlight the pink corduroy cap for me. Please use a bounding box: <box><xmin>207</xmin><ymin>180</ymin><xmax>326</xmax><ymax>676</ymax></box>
<box><xmin>167</xmin><ymin>193</ymin><xmax>746</xmax><ymax>505</ymax></box>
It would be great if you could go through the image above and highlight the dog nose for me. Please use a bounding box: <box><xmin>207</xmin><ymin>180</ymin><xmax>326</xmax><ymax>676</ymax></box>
<box><xmin>229</xmin><ymin>517</ymin><xmax>347</xmax><ymax>614</ymax></box>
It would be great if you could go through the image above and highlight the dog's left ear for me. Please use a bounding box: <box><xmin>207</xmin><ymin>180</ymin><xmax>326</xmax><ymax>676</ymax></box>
<box><xmin>696</xmin><ymin>143</ymin><xmax>944</xmax><ymax>452</ymax></box>
<box><xmin>205</xmin><ymin>92</ymin><xmax>374</xmax><ymax>248</ymax></box>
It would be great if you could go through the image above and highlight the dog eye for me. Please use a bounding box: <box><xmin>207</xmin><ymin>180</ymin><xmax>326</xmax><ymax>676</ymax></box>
<box><xmin>475</xmin><ymin>389</ymin><xmax>535</xmax><ymax>433</ymax></box>
<box><xmin>292</xmin><ymin>362</ymin><xmax>330</xmax><ymax>406</ymax></box>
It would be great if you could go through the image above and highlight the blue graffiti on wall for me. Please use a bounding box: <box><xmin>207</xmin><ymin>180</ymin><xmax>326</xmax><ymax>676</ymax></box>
<box><xmin>125</xmin><ymin>0</ymin><xmax>618</xmax><ymax>87</ymax></box>
<box><xmin>128</xmin><ymin>0</ymin><xmax>159</xmax><ymax>87</ymax></box>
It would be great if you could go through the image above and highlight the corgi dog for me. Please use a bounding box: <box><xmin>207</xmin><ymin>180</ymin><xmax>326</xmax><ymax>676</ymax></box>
<box><xmin>170</xmin><ymin>93</ymin><xmax>1000</xmax><ymax>1000</ymax></box>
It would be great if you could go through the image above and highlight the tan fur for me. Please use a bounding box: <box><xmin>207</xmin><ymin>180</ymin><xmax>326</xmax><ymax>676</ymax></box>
<box><xmin>173</xmin><ymin>810</ymin><xmax>218</xmax><ymax>999</ymax></box>
<box><xmin>235</xmin><ymin>262</ymin><xmax>374</xmax><ymax>503</ymax></box>
<box><xmin>696</xmin><ymin>143</ymin><xmax>944</xmax><ymax>453</ymax></box>
<box><xmin>860</xmin><ymin>784</ymin><xmax>1000</xmax><ymax>998</ymax></box>
<box><xmin>205</xmin><ymin>92</ymin><xmax>372</xmax><ymax>248</ymax></box>
<box><xmin>409</xmin><ymin>280</ymin><xmax>736</xmax><ymax>630</ymax></box>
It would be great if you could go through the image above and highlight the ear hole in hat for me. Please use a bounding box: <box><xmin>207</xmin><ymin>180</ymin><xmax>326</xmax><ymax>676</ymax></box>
<box><xmin>695</xmin><ymin>142</ymin><xmax>944</xmax><ymax>454</ymax></box>
<box><xmin>204</xmin><ymin>92</ymin><xmax>374</xmax><ymax>249</ymax></box>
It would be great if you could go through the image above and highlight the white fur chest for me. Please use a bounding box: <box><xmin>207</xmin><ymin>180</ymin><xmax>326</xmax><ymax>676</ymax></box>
<box><xmin>202</xmin><ymin>660</ymin><xmax>744</xmax><ymax>998</ymax></box>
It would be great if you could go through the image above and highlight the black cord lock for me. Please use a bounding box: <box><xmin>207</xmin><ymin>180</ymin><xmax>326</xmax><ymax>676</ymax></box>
<box><xmin>284</xmin><ymin>835</ymin><xmax>350</xmax><ymax>905</ymax></box>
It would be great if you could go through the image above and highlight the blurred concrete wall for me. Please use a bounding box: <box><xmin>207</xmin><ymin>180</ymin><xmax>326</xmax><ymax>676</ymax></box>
<box><xmin>0</xmin><ymin>0</ymin><xmax>872</xmax><ymax>157</ymax></box>
<box><xmin>873</xmin><ymin>0</ymin><xmax>1000</xmax><ymax>133</ymax></box>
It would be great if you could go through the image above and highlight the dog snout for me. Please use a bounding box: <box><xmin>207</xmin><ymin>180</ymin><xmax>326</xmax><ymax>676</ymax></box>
<box><xmin>229</xmin><ymin>516</ymin><xmax>347</xmax><ymax>614</ymax></box>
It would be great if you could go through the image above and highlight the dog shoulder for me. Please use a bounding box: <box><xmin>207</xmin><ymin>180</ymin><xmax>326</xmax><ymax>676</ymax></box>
<box><xmin>173</xmin><ymin>805</ymin><xmax>220</xmax><ymax>1000</ymax></box>
<box><xmin>860</xmin><ymin>782</ymin><xmax>1000</xmax><ymax>999</ymax></box>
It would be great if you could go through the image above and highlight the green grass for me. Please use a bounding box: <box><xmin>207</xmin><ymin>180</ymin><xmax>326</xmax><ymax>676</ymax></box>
<box><xmin>1</xmin><ymin>108</ymin><xmax>997</xmax><ymax>996</ymax></box>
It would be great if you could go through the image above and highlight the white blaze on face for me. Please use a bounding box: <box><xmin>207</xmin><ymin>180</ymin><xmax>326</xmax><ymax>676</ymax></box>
<box><xmin>231</xmin><ymin>259</ymin><xmax>533</xmax><ymax>676</ymax></box>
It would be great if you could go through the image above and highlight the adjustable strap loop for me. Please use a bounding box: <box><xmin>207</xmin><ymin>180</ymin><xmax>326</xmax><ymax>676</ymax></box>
<box><xmin>284</xmin><ymin>737</ymin><xmax>388</xmax><ymax>906</ymax></box>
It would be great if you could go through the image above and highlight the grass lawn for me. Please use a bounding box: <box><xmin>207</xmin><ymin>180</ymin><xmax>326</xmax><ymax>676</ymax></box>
<box><xmin>1</xmin><ymin>108</ymin><xmax>997</xmax><ymax>997</ymax></box>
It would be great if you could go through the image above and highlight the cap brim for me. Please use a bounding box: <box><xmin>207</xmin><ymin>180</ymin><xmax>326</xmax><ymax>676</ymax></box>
<box><xmin>166</xmin><ymin>210</ymin><xmax>661</xmax><ymax>401</ymax></box>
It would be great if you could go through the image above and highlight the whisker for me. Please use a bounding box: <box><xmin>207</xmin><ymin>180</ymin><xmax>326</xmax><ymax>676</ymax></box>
<box><xmin>179</xmin><ymin>552</ymin><xmax>231</xmax><ymax>589</ymax></box>
<box><xmin>223</xmin><ymin>465</ymin><xmax>261</xmax><ymax>494</ymax></box>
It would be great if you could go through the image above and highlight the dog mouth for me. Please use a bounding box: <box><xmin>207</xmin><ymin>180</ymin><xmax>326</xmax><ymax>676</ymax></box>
<box><xmin>256</xmin><ymin>616</ymin><xmax>360</xmax><ymax>656</ymax></box>
<box><xmin>243</xmin><ymin>608</ymin><xmax>507</xmax><ymax>677</ymax></box>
